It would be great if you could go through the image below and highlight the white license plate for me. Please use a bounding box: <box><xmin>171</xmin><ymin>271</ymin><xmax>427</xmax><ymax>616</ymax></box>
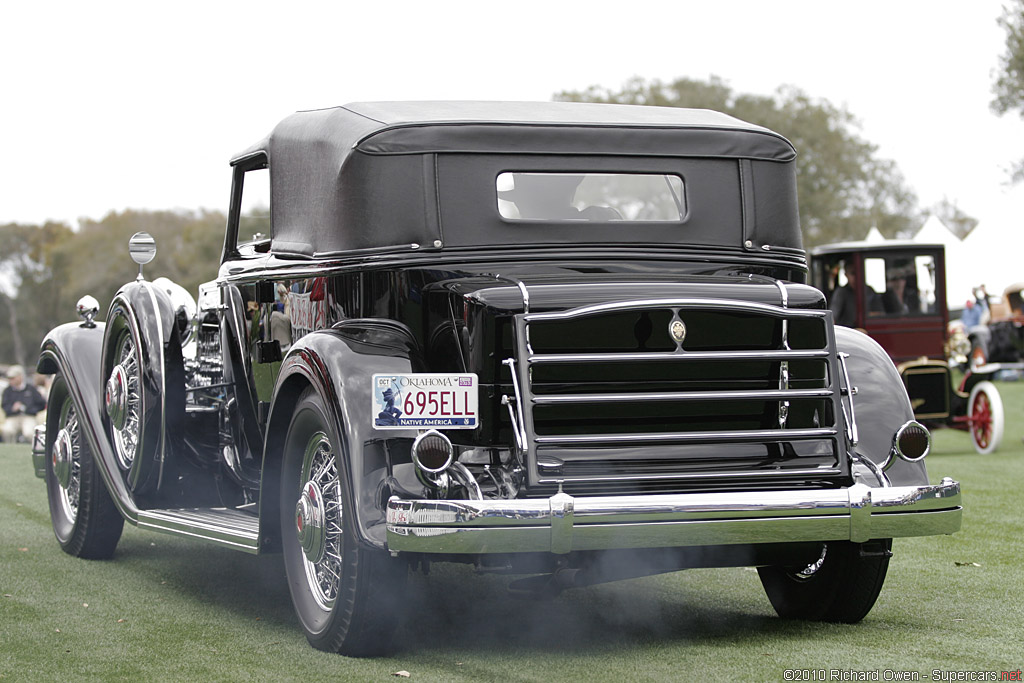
<box><xmin>372</xmin><ymin>373</ymin><xmax>478</xmax><ymax>429</ymax></box>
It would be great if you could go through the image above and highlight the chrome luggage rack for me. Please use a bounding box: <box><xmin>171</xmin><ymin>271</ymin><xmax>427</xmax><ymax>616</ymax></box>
<box><xmin>500</xmin><ymin>297</ymin><xmax>852</xmax><ymax>489</ymax></box>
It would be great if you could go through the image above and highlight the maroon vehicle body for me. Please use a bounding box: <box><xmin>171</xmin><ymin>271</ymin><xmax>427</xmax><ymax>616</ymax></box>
<box><xmin>810</xmin><ymin>241</ymin><xmax>948</xmax><ymax>364</ymax></box>
<box><xmin>811</xmin><ymin>241</ymin><xmax>1003</xmax><ymax>454</ymax></box>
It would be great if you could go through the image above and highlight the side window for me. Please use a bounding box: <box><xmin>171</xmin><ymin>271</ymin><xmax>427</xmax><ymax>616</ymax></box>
<box><xmin>237</xmin><ymin>166</ymin><xmax>270</xmax><ymax>252</ymax></box>
<box><xmin>864</xmin><ymin>255</ymin><xmax>934</xmax><ymax>317</ymax></box>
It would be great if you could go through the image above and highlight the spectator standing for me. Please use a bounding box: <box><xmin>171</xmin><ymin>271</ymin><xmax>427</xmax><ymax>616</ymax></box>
<box><xmin>1</xmin><ymin>365</ymin><xmax>47</xmax><ymax>443</ymax></box>
<box><xmin>961</xmin><ymin>286</ymin><xmax>989</xmax><ymax>329</ymax></box>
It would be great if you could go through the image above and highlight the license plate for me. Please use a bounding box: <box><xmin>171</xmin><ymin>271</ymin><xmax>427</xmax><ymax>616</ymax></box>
<box><xmin>372</xmin><ymin>373</ymin><xmax>478</xmax><ymax>429</ymax></box>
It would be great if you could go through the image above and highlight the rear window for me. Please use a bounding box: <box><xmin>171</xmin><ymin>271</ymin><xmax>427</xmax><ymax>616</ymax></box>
<box><xmin>496</xmin><ymin>172</ymin><xmax>685</xmax><ymax>222</ymax></box>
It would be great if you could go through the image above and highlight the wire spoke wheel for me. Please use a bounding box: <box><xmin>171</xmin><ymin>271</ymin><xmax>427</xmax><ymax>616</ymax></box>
<box><xmin>281</xmin><ymin>387</ymin><xmax>406</xmax><ymax>656</ymax></box>
<box><xmin>45</xmin><ymin>374</ymin><xmax>124</xmax><ymax>559</ymax></box>
<box><xmin>108</xmin><ymin>331</ymin><xmax>143</xmax><ymax>470</ymax></box>
<box><xmin>54</xmin><ymin>398</ymin><xmax>83</xmax><ymax>523</ymax></box>
<box><xmin>296</xmin><ymin>431</ymin><xmax>344</xmax><ymax>611</ymax></box>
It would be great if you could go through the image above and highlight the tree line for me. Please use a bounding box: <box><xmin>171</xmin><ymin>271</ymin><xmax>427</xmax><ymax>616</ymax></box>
<box><xmin>0</xmin><ymin>210</ymin><xmax>225</xmax><ymax>370</ymax></box>
<box><xmin>558</xmin><ymin>77</ymin><xmax>929</xmax><ymax>247</ymax></box>
<box><xmin>7</xmin><ymin>0</ymin><xmax>1024</xmax><ymax>372</ymax></box>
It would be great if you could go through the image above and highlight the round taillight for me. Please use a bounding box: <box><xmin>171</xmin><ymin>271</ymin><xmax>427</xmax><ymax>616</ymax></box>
<box><xmin>412</xmin><ymin>430</ymin><xmax>454</xmax><ymax>474</ymax></box>
<box><xmin>885</xmin><ymin>420</ymin><xmax>931</xmax><ymax>470</ymax></box>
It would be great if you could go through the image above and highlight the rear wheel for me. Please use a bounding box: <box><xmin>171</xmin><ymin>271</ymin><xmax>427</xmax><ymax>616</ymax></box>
<box><xmin>968</xmin><ymin>381</ymin><xmax>1004</xmax><ymax>454</ymax></box>
<box><xmin>45</xmin><ymin>375</ymin><xmax>124</xmax><ymax>559</ymax></box>
<box><xmin>280</xmin><ymin>387</ymin><xmax>406</xmax><ymax>656</ymax></box>
<box><xmin>758</xmin><ymin>540</ymin><xmax>891</xmax><ymax>623</ymax></box>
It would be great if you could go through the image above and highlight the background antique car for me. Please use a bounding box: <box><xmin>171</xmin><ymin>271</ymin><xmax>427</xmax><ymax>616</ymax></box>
<box><xmin>966</xmin><ymin>282</ymin><xmax>1024</xmax><ymax>368</ymax></box>
<box><xmin>811</xmin><ymin>241</ymin><xmax>1004</xmax><ymax>454</ymax></box>
<box><xmin>33</xmin><ymin>102</ymin><xmax>961</xmax><ymax>656</ymax></box>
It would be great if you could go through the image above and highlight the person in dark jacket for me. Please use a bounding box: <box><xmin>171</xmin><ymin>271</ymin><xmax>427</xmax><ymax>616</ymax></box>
<box><xmin>2</xmin><ymin>365</ymin><xmax>46</xmax><ymax>443</ymax></box>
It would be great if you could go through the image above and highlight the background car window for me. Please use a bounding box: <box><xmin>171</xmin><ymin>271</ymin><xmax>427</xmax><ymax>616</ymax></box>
<box><xmin>864</xmin><ymin>255</ymin><xmax>935</xmax><ymax>317</ymax></box>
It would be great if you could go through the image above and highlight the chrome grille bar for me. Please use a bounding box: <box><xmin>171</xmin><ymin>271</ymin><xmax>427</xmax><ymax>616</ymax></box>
<box><xmin>523</xmin><ymin>297</ymin><xmax>829</xmax><ymax>322</ymax></box>
<box><xmin>534</xmin><ymin>427</ymin><xmax>838</xmax><ymax>446</ymax></box>
<box><xmin>532</xmin><ymin>388</ymin><xmax>834</xmax><ymax>404</ymax></box>
<box><xmin>528</xmin><ymin>349</ymin><xmax>829</xmax><ymax>364</ymax></box>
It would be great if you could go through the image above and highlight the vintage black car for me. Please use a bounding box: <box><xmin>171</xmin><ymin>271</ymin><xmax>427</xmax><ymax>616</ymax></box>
<box><xmin>33</xmin><ymin>102</ymin><xmax>962</xmax><ymax>656</ymax></box>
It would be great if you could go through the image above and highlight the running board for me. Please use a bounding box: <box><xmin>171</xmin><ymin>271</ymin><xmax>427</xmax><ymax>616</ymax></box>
<box><xmin>136</xmin><ymin>507</ymin><xmax>262</xmax><ymax>553</ymax></box>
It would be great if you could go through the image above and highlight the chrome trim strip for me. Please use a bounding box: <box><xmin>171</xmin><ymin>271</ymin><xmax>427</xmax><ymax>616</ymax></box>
<box><xmin>852</xmin><ymin>452</ymin><xmax>891</xmax><ymax>488</ymax></box>
<box><xmin>137</xmin><ymin>508</ymin><xmax>261</xmax><ymax>553</ymax></box>
<box><xmin>523</xmin><ymin>297</ymin><xmax>827</xmax><ymax>322</ymax></box>
<box><xmin>448</xmin><ymin>462</ymin><xmax>483</xmax><ymax>500</ymax></box>
<box><xmin>774</xmin><ymin>280</ymin><xmax>791</xmax><ymax>429</ymax></box>
<box><xmin>531</xmin><ymin>388</ymin><xmax>833</xmax><ymax>405</ymax></box>
<box><xmin>549</xmin><ymin>486</ymin><xmax>574</xmax><ymax>553</ymax></box>
<box><xmin>773</xmin><ymin>280</ymin><xmax>789</xmax><ymax>308</ymax></box>
<box><xmin>534</xmin><ymin>427</ymin><xmax>838</xmax><ymax>446</ymax></box>
<box><xmin>513</xmin><ymin>278</ymin><xmax>530</xmax><ymax>315</ymax></box>
<box><xmin>536</xmin><ymin>466</ymin><xmax>842</xmax><ymax>485</ymax></box>
<box><xmin>837</xmin><ymin>352</ymin><xmax>859</xmax><ymax>446</ymax></box>
<box><xmin>386</xmin><ymin>480</ymin><xmax>962</xmax><ymax>555</ymax></box>
<box><xmin>501</xmin><ymin>358</ymin><xmax>528</xmax><ymax>451</ymax></box>
<box><xmin>528</xmin><ymin>349</ymin><xmax>830</xmax><ymax>364</ymax></box>
<box><xmin>141</xmin><ymin>280</ymin><xmax>168</xmax><ymax>489</ymax></box>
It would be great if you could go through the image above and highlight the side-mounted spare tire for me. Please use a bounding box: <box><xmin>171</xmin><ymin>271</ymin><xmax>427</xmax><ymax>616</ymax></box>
<box><xmin>101</xmin><ymin>286</ymin><xmax>185</xmax><ymax>495</ymax></box>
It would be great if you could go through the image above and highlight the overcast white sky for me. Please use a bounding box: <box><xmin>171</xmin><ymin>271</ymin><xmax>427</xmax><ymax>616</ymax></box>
<box><xmin>3</xmin><ymin>0</ymin><xmax>1023</xmax><ymax>231</ymax></box>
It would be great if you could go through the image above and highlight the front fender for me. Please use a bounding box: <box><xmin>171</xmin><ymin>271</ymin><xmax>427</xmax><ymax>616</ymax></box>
<box><xmin>835</xmin><ymin>326</ymin><xmax>928</xmax><ymax>487</ymax></box>
<box><xmin>261</xmin><ymin>319</ymin><xmax>422</xmax><ymax>552</ymax></box>
<box><xmin>38</xmin><ymin>322</ymin><xmax>139</xmax><ymax>523</ymax></box>
<box><xmin>102</xmin><ymin>281</ymin><xmax>186</xmax><ymax>494</ymax></box>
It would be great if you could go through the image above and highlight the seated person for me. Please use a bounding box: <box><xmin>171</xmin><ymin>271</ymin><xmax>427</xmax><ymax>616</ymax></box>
<box><xmin>500</xmin><ymin>173</ymin><xmax>621</xmax><ymax>220</ymax></box>
<box><xmin>830</xmin><ymin>264</ymin><xmax>875</xmax><ymax>327</ymax></box>
<box><xmin>881</xmin><ymin>262</ymin><xmax>918</xmax><ymax>315</ymax></box>
<box><xmin>1</xmin><ymin>365</ymin><xmax>46</xmax><ymax>444</ymax></box>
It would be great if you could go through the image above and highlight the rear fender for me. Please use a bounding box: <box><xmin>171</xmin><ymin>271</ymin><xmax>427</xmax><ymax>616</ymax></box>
<box><xmin>260</xmin><ymin>319</ymin><xmax>422</xmax><ymax>552</ymax></box>
<box><xmin>835</xmin><ymin>326</ymin><xmax>928</xmax><ymax>486</ymax></box>
<box><xmin>38</xmin><ymin>322</ymin><xmax>139</xmax><ymax>523</ymax></box>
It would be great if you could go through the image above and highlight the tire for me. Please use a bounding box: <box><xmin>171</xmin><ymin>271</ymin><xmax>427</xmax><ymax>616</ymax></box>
<box><xmin>280</xmin><ymin>387</ymin><xmax>407</xmax><ymax>656</ymax></box>
<box><xmin>103</xmin><ymin>307</ymin><xmax>161</xmax><ymax>493</ymax></box>
<box><xmin>968</xmin><ymin>381</ymin><xmax>1004</xmax><ymax>454</ymax></box>
<box><xmin>969</xmin><ymin>341</ymin><xmax>987</xmax><ymax>371</ymax></box>
<box><xmin>45</xmin><ymin>375</ymin><xmax>125</xmax><ymax>559</ymax></box>
<box><xmin>758</xmin><ymin>540</ymin><xmax>891</xmax><ymax>623</ymax></box>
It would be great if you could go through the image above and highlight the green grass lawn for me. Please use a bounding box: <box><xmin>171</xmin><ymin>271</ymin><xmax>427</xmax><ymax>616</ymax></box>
<box><xmin>2</xmin><ymin>383</ymin><xmax>1022</xmax><ymax>682</ymax></box>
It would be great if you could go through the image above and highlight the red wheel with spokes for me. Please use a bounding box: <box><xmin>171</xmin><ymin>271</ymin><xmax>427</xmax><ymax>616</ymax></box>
<box><xmin>968</xmin><ymin>381</ymin><xmax>1004</xmax><ymax>454</ymax></box>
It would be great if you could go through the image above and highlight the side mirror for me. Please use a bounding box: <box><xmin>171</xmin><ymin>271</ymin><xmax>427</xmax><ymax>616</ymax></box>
<box><xmin>129</xmin><ymin>231</ymin><xmax>157</xmax><ymax>281</ymax></box>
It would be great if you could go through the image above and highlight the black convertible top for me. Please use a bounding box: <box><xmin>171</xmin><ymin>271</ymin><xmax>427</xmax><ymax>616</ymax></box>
<box><xmin>235</xmin><ymin>101</ymin><xmax>801</xmax><ymax>258</ymax></box>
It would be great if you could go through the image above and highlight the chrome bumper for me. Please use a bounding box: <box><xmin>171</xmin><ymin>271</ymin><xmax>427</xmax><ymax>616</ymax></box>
<box><xmin>385</xmin><ymin>479</ymin><xmax>961</xmax><ymax>555</ymax></box>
